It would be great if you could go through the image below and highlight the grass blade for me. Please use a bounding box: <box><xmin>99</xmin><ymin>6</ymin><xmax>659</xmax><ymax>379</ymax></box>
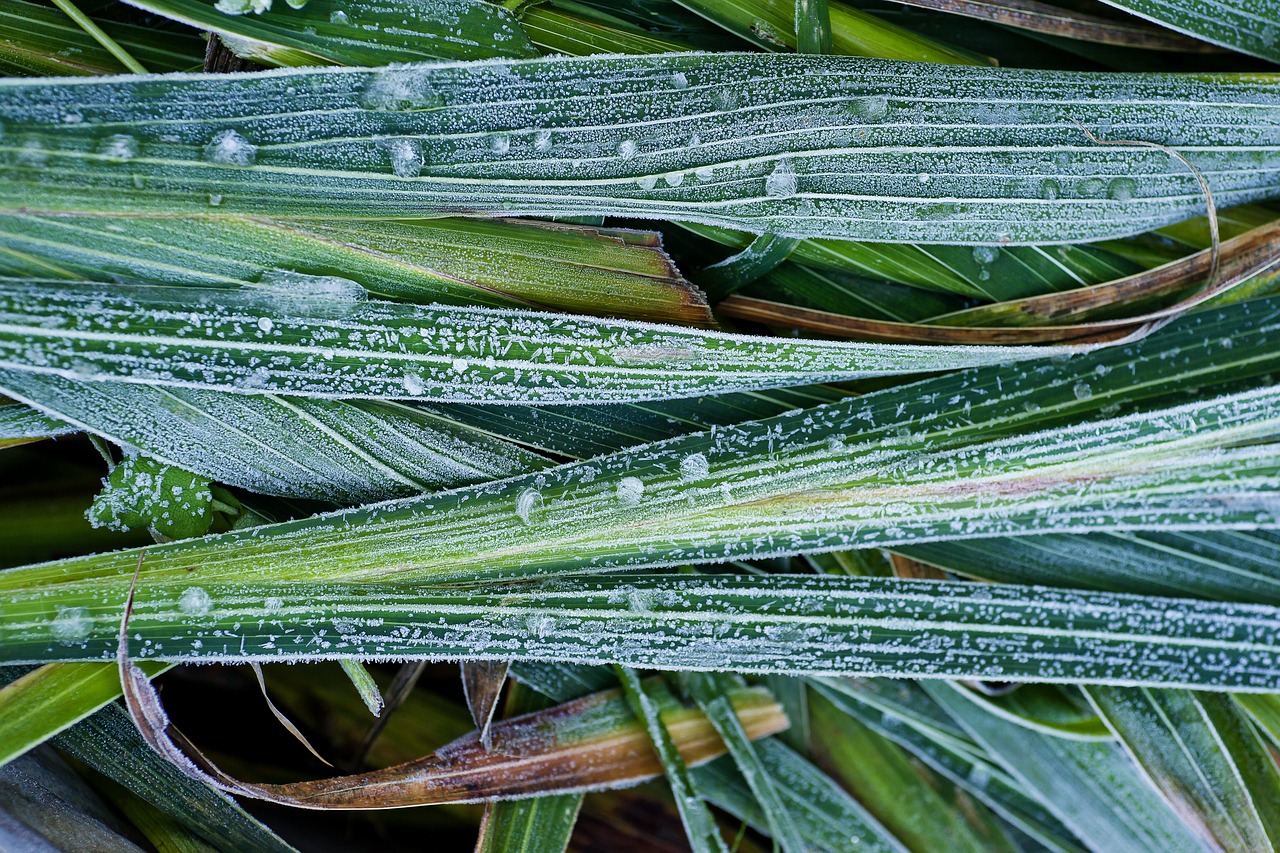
<box><xmin>123</xmin><ymin>0</ymin><xmax>538</xmax><ymax>65</ymax></box>
<box><xmin>685</xmin><ymin>672</ymin><xmax>806</xmax><ymax>853</ymax></box>
<box><xmin>11</xmin><ymin>573</ymin><xmax>1280</xmax><ymax>690</ymax></box>
<box><xmin>0</xmin><ymin>661</ymin><xmax>169</xmax><ymax>766</ymax></box>
<box><xmin>924</xmin><ymin>680</ymin><xmax>1205</xmax><ymax>852</ymax></box>
<box><xmin>0</xmin><ymin>279</ymin><xmax>1087</xmax><ymax>404</ymax></box>
<box><xmin>0</xmin><ymin>214</ymin><xmax>712</xmax><ymax>324</ymax></box>
<box><xmin>0</xmin><ymin>54</ymin><xmax>1277</xmax><ymax>243</ymax></box>
<box><xmin>617</xmin><ymin>667</ymin><xmax>728</xmax><ymax>853</ymax></box>
<box><xmin>1098</xmin><ymin>0</ymin><xmax>1280</xmax><ymax>62</ymax></box>
<box><xmin>1085</xmin><ymin>686</ymin><xmax>1280</xmax><ymax>851</ymax></box>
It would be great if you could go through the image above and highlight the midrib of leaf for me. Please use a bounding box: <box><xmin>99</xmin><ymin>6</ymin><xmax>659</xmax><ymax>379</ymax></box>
<box><xmin>0</xmin><ymin>54</ymin><xmax>1276</xmax><ymax>244</ymax></box>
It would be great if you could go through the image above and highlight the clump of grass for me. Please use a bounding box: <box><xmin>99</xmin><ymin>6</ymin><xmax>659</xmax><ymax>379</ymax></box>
<box><xmin>2</xmin><ymin>0</ymin><xmax>1280</xmax><ymax>850</ymax></box>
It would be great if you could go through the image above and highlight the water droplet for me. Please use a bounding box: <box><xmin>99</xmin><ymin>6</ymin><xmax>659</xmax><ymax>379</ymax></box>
<box><xmin>636</xmin><ymin>175</ymin><xmax>658</xmax><ymax>190</ymax></box>
<box><xmin>695</xmin><ymin>165</ymin><xmax>716</xmax><ymax>181</ymax></box>
<box><xmin>490</xmin><ymin>135</ymin><xmax>510</xmax><ymax>154</ymax></box>
<box><xmin>617</xmin><ymin>139</ymin><xmax>637</xmax><ymax>160</ymax></box>
<box><xmin>178</xmin><ymin>586</ymin><xmax>213</xmax><ymax>616</ymax></box>
<box><xmin>1079</xmin><ymin>178</ymin><xmax>1106</xmax><ymax>198</ymax></box>
<box><xmin>16</xmin><ymin>138</ymin><xmax>47</xmax><ymax>167</ymax></box>
<box><xmin>664</xmin><ymin>171</ymin><xmax>684</xmax><ymax>187</ymax></box>
<box><xmin>329</xmin><ymin>9</ymin><xmax>348</xmax><ymax>24</ymax></box>
<box><xmin>1108</xmin><ymin>177</ymin><xmax>1136</xmax><ymax>201</ymax></box>
<box><xmin>451</xmin><ymin>358</ymin><xmax>469</xmax><ymax>373</ymax></box>
<box><xmin>51</xmin><ymin>606</ymin><xmax>92</xmax><ymax>644</ymax></box>
<box><xmin>1022</xmin><ymin>401</ymin><xmax>1042</xmax><ymax>413</ymax></box>
<box><xmin>765</xmin><ymin>159</ymin><xmax>798</xmax><ymax>199</ymax></box>
<box><xmin>1220</xmin><ymin>337</ymin><xmax>1233</xmax><ymax>350</ymax></box>
<box><xmin>203</xmin><ymin>129</ymin><xmax>256</xmax><ymax>167</ymax></box>
<box><xmin>97</xmin><ymin>134</ymin><xmax>138</xmax><ymax>161</ymax></box>
<box><xmin>516</xmin><ymin>487</ymin><xmax>544</xmax><ymax>525</ymax></box>
<box><xmin>854</xmin><ymin>95</ymin><xmax>888</xmax><ymax>121</ymax></box>
<box><xmin>257</xmin><ymin>316</ymin><xmax>273</xmax><ymax>333</ymax></box>
<box><xmin>1040</xmin><ymin>179</ymin><xmax>1060</xmax><ymax>200</ymax></box>
<box><xmin>671</xmin><ymin>71</ymin><xmax>689</xmax><ymax>90</ymax></box>
<box><xmin>972</xmin><ymin>246</ymin><xmax>999</xmax><ymax>265</ymax></box>
<box><xmin>402</xmin><ymin>372</ymin><xmax>425</xmax><ymax>395</ymax></box>
<box><xmin>679</xmin><ymin>453</ymin><xmax>709</xmax><ymax>481</ymax></box>
<box><xmin>616</xmin><ymin>476</ymin><xmax>645</xmax><ymax>507</ymax></box>
<box><xmin>1073</xmin><ymin>381</ymin><xmax>1093</xmax><ymax>401</ymax></box>
<box><xmin>384</xmin><ymin>138</ymin><xmax>423</xmax><ymax>178</ymax></box>
<box><xmin>917</xmin><ymin>173</ymin><xmax>930</xmax><ymax>184</ymax></box>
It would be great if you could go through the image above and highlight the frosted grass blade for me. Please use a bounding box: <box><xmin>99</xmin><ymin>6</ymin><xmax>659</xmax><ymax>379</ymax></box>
<box><xmin>1099</xmin><ymin>0</ymin><xmax>1280</xmax><ymax>63</ymax></box>
<box><xmin>0</xmin><ymin>214</ymin><xmax>712</xmax><ymax>324</ymax></box>
<box><xmin>1085</xmin><ymin>686</ymin><xmax>1280</xmax><ymax>851</ymax></box>
<box><xmin>924</xmin><ymin>681</ymin><xmax>1205</xmax><ymax>852</ymax></box>
<box><xmin>1</xmin><ymin>54</ymin><xmax>1278</xmax><ymax>243</ymax></box>
<box><xmin>9</xmin><ymin>573</ymin><xmax>1280</xmax><ymax>690</ymax></box>
<box><xmin>0</xmin><ymin>370</ymin><xmax>549</xmax><ymax>502</ymax></box>
<box><xmin>898</xmin><ymin>531</ymin><xmax>1280</xmax><ymax>605</ymax></box>
<box><xmin>0</xmin><ymin>279</ymin><xmax>1087</xmax><ymax>404</ymax></box>
<box><xmin>122</xmin><ymin>0</ymin><xmax>538</xmax><ymax>65</ymax></box>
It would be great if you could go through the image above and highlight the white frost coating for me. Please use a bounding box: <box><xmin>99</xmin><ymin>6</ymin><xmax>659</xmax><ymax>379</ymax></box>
<box><xmin>202</xmin><ymin>130</ymin><xmax>257</xmax><ymax>167</ymax></box>
<box><xmin>0</xmin><ymin>279</ymin><xmax>1098</xmax><ymax>405</ymax></box>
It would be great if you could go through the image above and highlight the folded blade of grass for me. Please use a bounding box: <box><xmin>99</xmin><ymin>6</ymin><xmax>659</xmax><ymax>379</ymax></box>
<box><xmin>14</xmin><ymin>570</ymin><xmax>1280</xmax><ymax>690</ymax></box>
<box><xmin>1084</xmin><ymin>686</ymin><xmax>1280</xmax><ymax>851</ymax></box>
<box><xmin>0</xmin><ymin>279</ymin><xmax>1090</xmax><ymax>404</ymax></box>
<box><xmin>0</xmin><ymin>662</ymin><xmax>170</xmax><ymax>766</ymax></box>
<box><xmin>1098</xmin><ymin>0</ymin><xmax>1280</xmax><ymax>62</ymax></box>
<box><xmin>923</xmin><ymin>680</ymin><xmax>1206</xmax><ymax>853</ymax></box>
<box><xmin>0</xmin><ymin>214</ymin><xmax>712</xmax><ymax>324</ymax></box>
<box><xmin>0</xmin><ymin>0</ymin><xmax>203</xmax><ymax>76</ymax></box>
<box><xmin>0</xmin><ymin>371</ymin><xmax>550</xmax><ymax>502</ymax></box>
<box><xmin>897</xmin><ymin>530</ymin><xmax>1280</xmax><ymax>604</ymax></box>
<box><xmin>2</xmin><ymin>55</ymin><xmax>1278</xmax><ymax>244</ymax></box>
<box><xmin>810</xmin><ymin>691</ymin><xmax>1021</xmax><ymax>853</ymax></box>
<box><xmin>121</xmin><ymin>668</ymin><xmax>787</xmax><ymax>808</ymax></box>
<box><xmin>692</xmin><ymin>739</ymin><xmax>908</xmax><ymax>853</ymax></box>
<box><xmin>929</xmin><ymin>218</ymin><xmax>1280</xmax><ymax>328</ymax></box>
<box><xmin>122</xmin><ymin>0</ymin><xmax>537</xmax><ymax>66</ymax></box>
<box><xmin>616</xmin><ymin>667</ymin><xmax>728</xmax><ymax>853</ymax></box>
<box><xmin>685</xmin><ymin>672</ymin><xmax>805</xmax><ymax>853</ymax></box>
<box><xmin>719</xmin><ymin>218</ymin><xmax>1280</xmax><ymax>343</ymax></box>
<box><xmin>812</xmin><ymin>678</ymin><xmax>1085</xmax><ymax>852</ymax></box>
